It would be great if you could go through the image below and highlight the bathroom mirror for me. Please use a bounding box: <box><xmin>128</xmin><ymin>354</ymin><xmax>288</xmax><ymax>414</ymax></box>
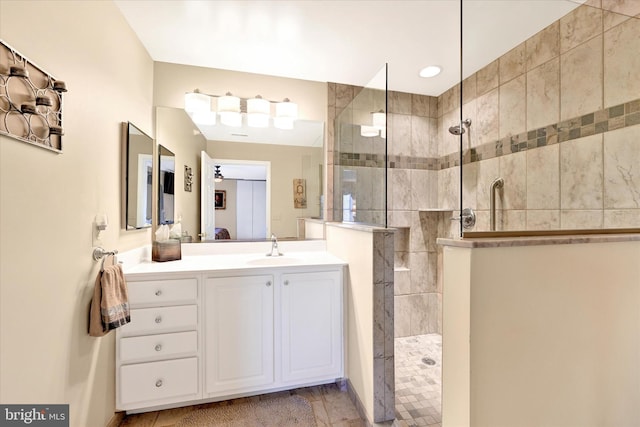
<box><xmin>158</xmin><ymin>144</ymin><xmax>176</xmax><ymax>225</ymax></box>
<box><xmin>122</xmin><ymin>122</ymin><xmax>153</xmax><ymax>230</ymax></box>
<box><xmin>155</xmin><ymin>106</ymin><xmax>323</xmax><ymax>240</ymax></box>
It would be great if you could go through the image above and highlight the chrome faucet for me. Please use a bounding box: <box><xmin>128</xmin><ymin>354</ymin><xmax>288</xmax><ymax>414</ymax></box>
<box><xmin>267</xmin><ymin>233</ymin><xmax>283</xmax><ymax>257</ymax></box>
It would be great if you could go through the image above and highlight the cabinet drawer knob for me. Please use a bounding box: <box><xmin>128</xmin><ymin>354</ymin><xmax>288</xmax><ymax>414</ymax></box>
<box><xmin>155</xmin><ymin>379</ymin><xmax>163</xmax><ymax>388</ymax></box>
<box><xmin>155</xmin><ymin>316</ymin><xmax>162</xmax><ymax>324</ymax></box>
<box><xmin>155</xmin><ymin>290</ymin><xmax>162</xmax><ymax>296</ymax></box>
<box><xmin>266</xmin><ymin>281</ymin><xmax>271</xmax><ymax>287</ymax></box>
<box><xmin>155</xmin><ymin>344</ymin><xmax>162</xmax><ymax>352</ymax></box>
<box><xmin>284</xmin><ymin>280</ymin><xmax>289</xmax><ymax>286</ymax></box>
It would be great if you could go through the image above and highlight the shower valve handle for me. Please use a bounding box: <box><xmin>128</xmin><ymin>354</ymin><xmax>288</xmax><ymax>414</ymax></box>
<box><xmin>450</xmin><ymin>207</ymin><xmax>476</xmax><ymax>229</ymax></box>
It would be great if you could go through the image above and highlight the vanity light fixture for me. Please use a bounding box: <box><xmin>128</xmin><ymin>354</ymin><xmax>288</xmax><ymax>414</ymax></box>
<box><xmin>218</xmin><ymin>92</ymin><xmax>242</xmax><ymax>127</ymax></box>
<box><xmin>184</xmin><ymin>91</ymin><xmax>299</xmax><ymax>130</ymax></box>
<box><xmin>419</xmin><ymin>65</ymin><xmax>442</xmax><ymax>78</ymax></box>
<box><xmin>360</xmin><ymin>125</ymin><xmax>379</xmax><ymax>137</ymax></box>
<box><xmin>184</xmin><ymin>91</ymin><xmax>216</xmax><ymax>125</ymax></box>
<box><xmin>184</xmin><ymin>91</ymin><xmax>208</xmax><ymax>114</ymax></box>
<box><xmin>274</xmin><ymin>98</ymin><xmax>298</xmax><ymax>130</ymax></box>
<box><xmin>372</xmin><ymin>110</ymin><xmax>386</xmax><ymax>130</ymax></box>
<box><xmin>361</xmin><ymin>110</ymin><xmax>386</xmax><ymax>137</ymax></box>
<box><xmin>247</xmin><ymin>95</ymin><xmax>270</xmax><ymax>128</ymax></box>
<box><xmin>214</xmin><ymin>165</ymin><xmax>224</xmax><ymax>183</ymax></box>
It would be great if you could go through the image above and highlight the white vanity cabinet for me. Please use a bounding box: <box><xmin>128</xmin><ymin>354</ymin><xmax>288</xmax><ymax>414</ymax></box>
<box><xmin>118</xmin><ymin>255</ymin><xmax>344</xmax><ymax>413</ymax></box>
<box><xmin>204</xmin><ymin>274</ymin><xmax>275</xmax><ymax>397</ymax></box>
<box><xmin>280</xmin><ymin>270</ymin><xmax>343</xmax><ymax>384</ymax></box>
<box><xmin>203</xmin><ymin>268</ymin><xmax>344</xmax><ymax>399</ymax></box>
<box><xmin>116</xmin><ymin>275</ymin><xmax>200</xmax><ymax>411</ymax></box>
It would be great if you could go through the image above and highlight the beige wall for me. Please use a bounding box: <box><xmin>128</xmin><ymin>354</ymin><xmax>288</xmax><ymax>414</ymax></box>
<box><xmin>0</xmin><ymin>2</ymin><xmax>154</xmax><ymax>427</ymax></box>
<box><xmin>326</xmin><ymin>226</ymin><xmax>375</xmax><ymax>422</ymax></box>
<box><xmin>207</xmin><ymin>140</ymin><xmax>322</xmax><ymax>239</ymax></box>
<box><xmin>441</xmin><ymin>246</ymin><xmax>471</xmax><ymax>427</ymax></box>
<box><xmin>153</xmin><ymin>62</ymin><xmax>327</xmax><ymax>122</ymax></box>
<box><xmin>155</xmin><ymin>107</ymin><xmax>206</xmax><ymax>238</ymax></box>
<box><xmin>442</xmin><ymin>240</ymin><xmax>640</xmax><ymax>427</ymax></box>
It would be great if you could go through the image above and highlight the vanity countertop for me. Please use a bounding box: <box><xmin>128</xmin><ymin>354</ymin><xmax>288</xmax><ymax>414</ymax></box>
<box><xmin>123</xmin><ymin>251</ymin><xmax>347</xmax><ymax>276</ymax></box>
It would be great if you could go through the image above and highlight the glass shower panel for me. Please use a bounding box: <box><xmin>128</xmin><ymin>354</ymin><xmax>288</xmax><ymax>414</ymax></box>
<box><xmin>333</xmin><ymin>65</ymin><xmax>388</xmax><ymax>227</ymax></box>
<box><xmin>458</xmin><ymin>0</ymin><xmax>640</xmax><ymax>234</ymax></box>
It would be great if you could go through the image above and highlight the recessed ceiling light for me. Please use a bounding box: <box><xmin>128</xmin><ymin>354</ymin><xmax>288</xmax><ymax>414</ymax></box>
<box><xmin>419</xmin><ymin>65</ymin><xmax>442</xmax><ymax>78</ymax></box>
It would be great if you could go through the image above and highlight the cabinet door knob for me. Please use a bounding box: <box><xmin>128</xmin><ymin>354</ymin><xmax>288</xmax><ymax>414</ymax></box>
<box><xmin>155</xmin><ymin>290</ymin><xmax>162</xmax><ymax>296</ymax></box>
<box><xmin>155</xmin><ymin>316</ymin><xmax>162</xmax><ymax>324</ymax></box>
<box><xmin>155</xmin><ymin>344</ymin><xmax>162</xmax><ymax>352</ymax></box>
<box><xmin>266</xmin><ymin>281</ymin><xmax>272</xmax><ymax>287</ymax></box>
<box><xmin>155</xmin><ymin>379</ymin><xmax>163</xmax><ymax>388</ymax></box>
<box><xmin>284</xmin><ymin>280</ymin><xmax>289</xmax><ymax>286</ymax></box>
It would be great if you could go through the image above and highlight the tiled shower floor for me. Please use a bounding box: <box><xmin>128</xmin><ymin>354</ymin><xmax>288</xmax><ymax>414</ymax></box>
<box><xmin>394</xmin><ymin>334</ymin><xmax>442</xmax><ymax>427</ymax></box>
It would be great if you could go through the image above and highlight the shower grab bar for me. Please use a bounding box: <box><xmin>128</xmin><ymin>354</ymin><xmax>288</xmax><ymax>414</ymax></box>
<box><xmin>490</xmin><ymin>178</ymin><xmax>504</xmax><ymax>231</ymax></box>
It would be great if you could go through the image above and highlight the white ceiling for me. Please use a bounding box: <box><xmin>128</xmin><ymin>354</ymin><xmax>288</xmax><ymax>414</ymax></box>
<box><xmin>115</xmin><ymin>0</ymin><xmax>583</xmax><ymax>97</ymax></box>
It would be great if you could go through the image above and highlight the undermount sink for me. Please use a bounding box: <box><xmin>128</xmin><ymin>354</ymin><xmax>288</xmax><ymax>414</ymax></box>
<box><xmin>245</xmin><ymin>256</ymin><xmax>303</xmax><ymax>266</ymax></box>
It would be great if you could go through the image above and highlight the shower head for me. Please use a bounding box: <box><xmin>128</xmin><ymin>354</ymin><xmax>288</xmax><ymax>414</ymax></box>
<box><xmin>448</xmin><ymin>118</ymin><xmax>472</xmax><ymax>135</ymax></box>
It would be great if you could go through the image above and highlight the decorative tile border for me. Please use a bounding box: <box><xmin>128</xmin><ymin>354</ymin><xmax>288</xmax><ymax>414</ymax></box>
<box><xmin>335</xmin><ymin>98</ymin><xmax>640</xmax><ymax>171</ymax></box>
<box><xmin>335</xmin><ymin>152</ymin><xmax>439</xmax><ymax>170</ymax></box>
<box><xmin>466</xmin><ymin>99</ymin><xmax>640</xmax><ymax>165</ymax></box>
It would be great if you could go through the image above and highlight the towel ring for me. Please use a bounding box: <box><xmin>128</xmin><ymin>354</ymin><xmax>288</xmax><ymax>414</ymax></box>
<box><xmin>92</xmin><ymin>247</ymin><xmax>118</xmax><ymax>261</ymax></box>
<box><xmin>93</xmin><ymin>247</ymin><xmax>119</xmax><ymax>272</ymax></box>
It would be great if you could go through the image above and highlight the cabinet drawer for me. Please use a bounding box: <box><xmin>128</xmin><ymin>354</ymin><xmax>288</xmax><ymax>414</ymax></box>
<box><xmin>127</xmin><ymin>278</ymin><xmax>197</xmax><ymax>307</ymax></box>
<box><xmin>120</xmin><ymin>357</ymin><xmax>198</xmax><ymax>405</ymax></box>
<box><xmin>119</xmin><ymin>305</ymin><xmax>197</xmax><ymax>337</ymax></box>
<box><xmin>120</xmin><ymin>331</ymin><xmax>197</xmax><ymax>363</ymax></box>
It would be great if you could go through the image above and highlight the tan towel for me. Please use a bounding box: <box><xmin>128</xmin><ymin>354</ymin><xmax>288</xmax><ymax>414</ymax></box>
<box><xmin>89</xmin><ymin>259</ymin><xmax>130</xmax><ymax>337</ymax></box>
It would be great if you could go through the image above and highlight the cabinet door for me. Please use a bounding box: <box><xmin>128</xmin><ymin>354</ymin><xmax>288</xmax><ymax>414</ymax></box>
<box><xmin>281</xmin><ymin>270</ymin><xmax>343</xmax><ymax>383</ymax></box>
<box><xmin>204</xmin><ymin>275</ymin><xmax>274</xmax><ymax>396</ymax></box>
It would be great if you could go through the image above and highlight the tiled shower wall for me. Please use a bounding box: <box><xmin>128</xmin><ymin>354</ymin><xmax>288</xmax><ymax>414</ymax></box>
<box><xmin>383</xmin><ymin>92</ymin><xmax>446</xmax><ymax>338</ymax></box>
<box><xmin>327</xmin><ymin>0</ymin><xmax>640</xmax><ymax>339</ymax></box>
<box><xmin>438</xmin><ymin>1</ymin><xmax>640</xmax><ymax>232</ymax></box>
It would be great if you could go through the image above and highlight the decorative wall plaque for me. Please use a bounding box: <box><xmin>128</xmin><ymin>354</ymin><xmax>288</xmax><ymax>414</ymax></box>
<box><xmin>184</xmin><ymin>165</ymin><xmax>193</xmax><ymax>192</ymax></box>
<box><xmin>293</xmin><ymin>178</ymin><xmax>307</xmax><ymax>209</ymax></box>
<box><xmin>0</xmin><ymin>39</ymin><xmax>67</xmax><ymax>153</ymax></box>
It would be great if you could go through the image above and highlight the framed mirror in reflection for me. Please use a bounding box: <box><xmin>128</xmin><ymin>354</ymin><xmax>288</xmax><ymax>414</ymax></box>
<box><xmin>158</xmin><ymin>144</ymin><xmax>176</xmax><ymax>225</ymax></box>
<box><xmin>122</xmin><ymin>122</ymin><xmax>153</xmax><ymax>230</ymax></box>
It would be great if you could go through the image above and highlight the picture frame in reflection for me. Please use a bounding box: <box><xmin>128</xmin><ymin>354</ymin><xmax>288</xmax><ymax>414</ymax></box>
<box><xmin>214</xmin><ymin>190</ymin><xmax>226</xmax><ymax>210</ymax></box>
